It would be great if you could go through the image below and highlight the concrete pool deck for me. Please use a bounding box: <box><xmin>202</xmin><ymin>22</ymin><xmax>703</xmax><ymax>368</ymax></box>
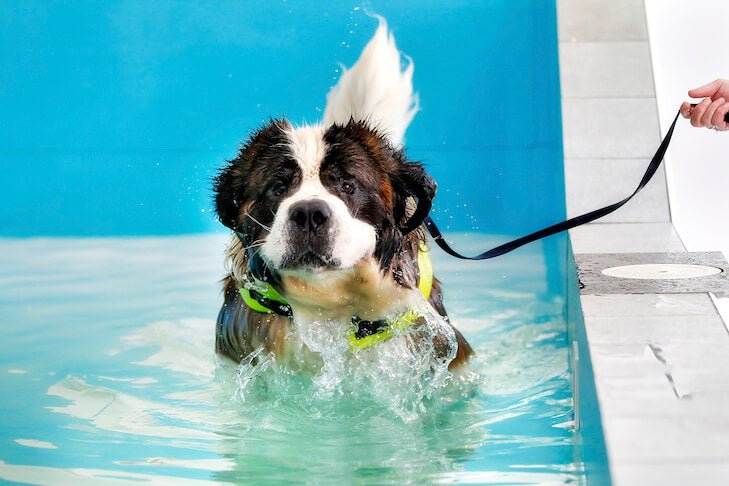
<box><xmin>558</xmin><ymin>1</ymin><xmax>729</xmax><ymax>484</ymax></box>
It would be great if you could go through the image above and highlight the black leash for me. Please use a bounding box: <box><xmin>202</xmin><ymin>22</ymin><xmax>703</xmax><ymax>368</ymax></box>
<box><xmin>424</xmin><ymin>107</ymin><xmax>722</xmax><ymax>260</ymax></box>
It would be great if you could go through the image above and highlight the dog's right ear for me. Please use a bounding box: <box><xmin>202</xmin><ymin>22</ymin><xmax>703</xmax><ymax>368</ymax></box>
<box><xmin>397</xmin><ymin>161</ymin><xmax>437</xmax><ymax>235</ymax></box>
<box><xmin>213</xmin><ymin>163</ymin><xmax>242</xmax><ymax>230</ymax></box>
<box><xmin>213</xmin><ymin>119</ymin><xmax>291</xmax><ymax>230</ymax></box>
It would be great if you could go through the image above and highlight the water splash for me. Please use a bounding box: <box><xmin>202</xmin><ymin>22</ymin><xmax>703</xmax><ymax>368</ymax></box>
<box><xmin>224</xmin><ymin>302</ymin><xmax>477</xmax><ymax>422</ymax></box>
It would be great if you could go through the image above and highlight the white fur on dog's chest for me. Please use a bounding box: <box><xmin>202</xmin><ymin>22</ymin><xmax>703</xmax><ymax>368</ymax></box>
<box><xmin>280</xmin><ymin>259</ymin><xmax>419</xmax><ymax>322</ymax></box>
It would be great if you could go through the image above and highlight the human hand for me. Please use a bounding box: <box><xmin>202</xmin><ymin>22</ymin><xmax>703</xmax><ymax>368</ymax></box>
<box><xmin>680</xmin><ymin>79</ymin><xmax>729</xmax><ymax>131</ymax></box>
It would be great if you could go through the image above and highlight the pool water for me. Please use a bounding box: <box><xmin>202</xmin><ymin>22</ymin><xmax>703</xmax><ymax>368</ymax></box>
<box><xmin>0</xmin><ymin>0</ymin><xmax>581</xmax><ymax>482</ymax></box>
<box><xmin>0</xmin><ymin>233</ymin><xmax>582</xmax><ymax>484</ymax></box>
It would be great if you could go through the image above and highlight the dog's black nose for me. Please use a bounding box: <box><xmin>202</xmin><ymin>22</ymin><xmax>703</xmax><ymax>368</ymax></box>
<box><xmin>289</xmin><ymin>199</ymin><xmax>331</xmax><ymax>232</ymax></box>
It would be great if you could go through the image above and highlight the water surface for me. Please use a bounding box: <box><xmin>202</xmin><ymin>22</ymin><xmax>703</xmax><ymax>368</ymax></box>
<box><xmin>0</xmin><ymin>233</ymin><xmax>581</xmax><ymax>484</ymax></box>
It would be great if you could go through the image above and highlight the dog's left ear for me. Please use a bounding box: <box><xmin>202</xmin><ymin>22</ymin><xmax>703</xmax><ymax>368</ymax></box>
<box><xmin>396</xmin><ymin>162</ymin><xmax>437</xmax><ymax>234</ymax></box>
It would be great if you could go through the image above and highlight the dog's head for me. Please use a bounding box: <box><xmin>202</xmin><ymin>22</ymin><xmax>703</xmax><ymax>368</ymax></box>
<box><xmin>213</xmin><ymin>118</ymin><xmax>435</xmax><ymax>289</ymax></box>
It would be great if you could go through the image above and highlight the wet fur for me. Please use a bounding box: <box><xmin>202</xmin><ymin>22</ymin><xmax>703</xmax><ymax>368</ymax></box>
<box><xmin>214</xmin><ymin>121</ymin><xmax>473</xmax><ymax>370</ymax></box>
<box><xmin>213</xmin><ymin>20</ymin><xmax>473</xmax><ymax>371</ymax></box>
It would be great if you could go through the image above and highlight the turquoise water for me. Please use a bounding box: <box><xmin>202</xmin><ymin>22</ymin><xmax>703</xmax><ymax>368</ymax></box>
<box><xmin>0</xmin><ymin>233</ymin><xmax>582</xmax><ymax>484</ymax></box>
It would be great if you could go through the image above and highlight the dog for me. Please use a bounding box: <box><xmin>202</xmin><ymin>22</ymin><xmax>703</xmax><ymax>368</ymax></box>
<box><xmin>213</xmin><ymin>20</ymin><xmax>473</xmax><ymax>372</ymax></box>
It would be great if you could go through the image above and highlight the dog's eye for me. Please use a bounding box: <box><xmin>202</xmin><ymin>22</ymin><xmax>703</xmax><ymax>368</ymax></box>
<box><xmin>341</xmin><ymin>181</ymin><xmax>355</xmax><ymax>194</ymax></box>
<box><xmin>270</xmin><ymin>181</ymin><xmax>287</xmax><ymax>197</ymax></box>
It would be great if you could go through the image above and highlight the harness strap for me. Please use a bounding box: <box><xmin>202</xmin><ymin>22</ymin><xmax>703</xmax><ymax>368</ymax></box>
<box><xmin>237</xmin><ymin>245</ymin><xmax>434</xmax><ymax>350</ymax></box>
<box><xmin>240</xmin><ymin>288</ymin><xmax>292</xmax><ymax>318</ymax></box>
<box><xmin>417</xmin><ymin>243</ymin><xmax>433</xmax><ymax>300</ymax></box>
<box><xmin>424</xmin><ymin>108</ymin><xmax>686</xmax><ymax>260</ymax></box>
<box><xmin>347</xmin><ymin>309</ymin><xmax>421</xmax><ymax>351</ymax></box>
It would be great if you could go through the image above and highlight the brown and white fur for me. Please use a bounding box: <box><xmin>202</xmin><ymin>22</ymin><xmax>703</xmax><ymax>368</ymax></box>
<box><xmin>213</xmin><ymin>20</ymin><xmax>473</xmax><ymax>370</ymax></box>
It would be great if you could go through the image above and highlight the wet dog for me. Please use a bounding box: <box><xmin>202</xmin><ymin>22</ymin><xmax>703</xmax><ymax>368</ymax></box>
<box><xmin>213</xmin><ymin>21</ymin><xmax>473</xmax><ymax>371</ymax></box>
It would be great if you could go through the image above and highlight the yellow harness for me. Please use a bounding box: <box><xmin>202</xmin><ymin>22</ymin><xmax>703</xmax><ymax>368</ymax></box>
<box><xmin>238</xmin><ymin>244</ymin><xmax>433</xmax><ymax>351</ymax></box>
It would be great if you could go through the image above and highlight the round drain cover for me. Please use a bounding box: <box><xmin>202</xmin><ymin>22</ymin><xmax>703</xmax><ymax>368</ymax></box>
<box><xmin>601</xmin><ymin>263</ymin><xmax>722</xmax><ymax>280</ymax></box>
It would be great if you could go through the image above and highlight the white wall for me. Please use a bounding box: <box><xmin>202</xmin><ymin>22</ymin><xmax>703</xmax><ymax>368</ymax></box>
<box><xmin>644</xmin><ymin>0</ymin><xmax>729</xmax><ymax>258</ymax></box>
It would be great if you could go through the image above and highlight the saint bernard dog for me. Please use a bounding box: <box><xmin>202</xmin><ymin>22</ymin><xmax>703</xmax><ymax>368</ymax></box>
<box><xmin>213</xmin><ymin>20</ymin><xmax>473</xmax><ymax>372</ymax></box>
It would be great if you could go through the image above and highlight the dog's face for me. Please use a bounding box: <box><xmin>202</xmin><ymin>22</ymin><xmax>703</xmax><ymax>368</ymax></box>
<box><xmin>214</xmin><ymin>119</ymin><xmax>435</xmax><ymax>287</ymax></box>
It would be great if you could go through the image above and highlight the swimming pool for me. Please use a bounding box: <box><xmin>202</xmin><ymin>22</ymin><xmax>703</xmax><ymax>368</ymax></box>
<box><xmin>0</xmin><ymin>233</ymin><xmax>584</xmax><ymax>484</ymax></box>
<box><xmin>0</xmin><ymin>1</ymin><xmax>608</xmax><ymax>484</ymax></box>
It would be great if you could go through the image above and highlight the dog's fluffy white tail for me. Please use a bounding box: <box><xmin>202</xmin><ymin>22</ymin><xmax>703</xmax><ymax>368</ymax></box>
<box><xmin>323</xmin><ymin>18</ymin><xmax>418</xmax><ymax>147</ymax></box>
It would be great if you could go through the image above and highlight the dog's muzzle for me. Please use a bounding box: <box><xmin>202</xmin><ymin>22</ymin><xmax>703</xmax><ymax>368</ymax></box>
<box><xmin>283</xmin><ymin>199</ymin><xmax>337</xmax><ymax>268</ymax></box>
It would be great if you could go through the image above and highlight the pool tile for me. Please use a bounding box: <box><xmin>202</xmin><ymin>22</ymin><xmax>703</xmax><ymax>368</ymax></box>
<box><xmin>559</xmin><ymin>41</ymin><xmax>655</xmax><ymax>98</ymax></box>
<box><xmin>648</xmin><ymin>342</ymin><xmax>729</xmax><ymax>371</ymax></box>
<box><xmin>557</xmin><ymin>0</ymin><xmax>648</xmax><ymax>42</ymax></box>
<box><xmin>611</xmin><ymin>463</ymin><xmax>729</xmax><ymax>486</ymax></box>
<box><xmin>569</xmin><ymin>223</ymin><xmax>685</xmax><ymax>254</ymax></box>
<box><xmin>584</xmin><ymin>315</ymin><xmax>728</xmax><ymax>345</ymax></box>
<box><xmin>564</xmin><ymin>158</ymin><xmax>670</xmax><ymax>223</ymax></box>
<box><xmin>589</xmin><ymin>340</ymin><xmax>729</xmax><ymax>367</ymax></box>
<box><xmin>599</xmin><ymin>386</ymin><xmax>729</xmax><ymax>419</ymax></box>
<box><xmin>580</xmin><ymin>294</ymin><xmax>717</xmax><ymax>317</ymax></box>
<box><xmin>602</xmin><ymin>415</ymin><xmax>729</xmax><ymax>462</ymax></box>
<box><xmin>562</xmin><ymin>98</ymin><xmax>661</xmax><ymax>159</ymax></box>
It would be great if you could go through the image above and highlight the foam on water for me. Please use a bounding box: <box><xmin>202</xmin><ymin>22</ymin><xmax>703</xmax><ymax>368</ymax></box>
<box><xmin>225</xmin><ymin>299</ymin><xmax>472</xmax><ymax>422</ymax></box>
<box><xmin>0</xmin><ymin>234</ymin><xmax>583</xmax><ymax>484</ymax></box>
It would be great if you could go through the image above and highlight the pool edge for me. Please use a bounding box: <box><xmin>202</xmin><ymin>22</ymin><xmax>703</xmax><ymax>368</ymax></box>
<box><xmin>567</xmin><ymin>241</ymin><xmax>612</xmax><ymax>486</ymax></box>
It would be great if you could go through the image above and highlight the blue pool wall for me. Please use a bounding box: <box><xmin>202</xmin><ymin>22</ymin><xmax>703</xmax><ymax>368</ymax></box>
<box><xmin>1</xmin><ymin>1</ymin><xmax>564</xmax><ymax>238</ymax></box>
